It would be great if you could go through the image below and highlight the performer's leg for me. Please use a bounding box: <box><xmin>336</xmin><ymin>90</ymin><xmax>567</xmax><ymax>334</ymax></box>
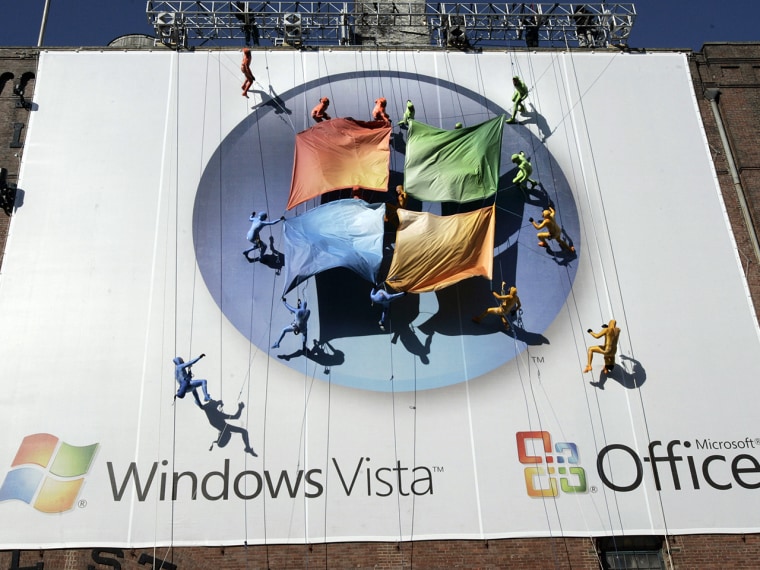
<box><xmin>584</xmin><ymin>346</ymin><xmax>603</xmax><ymax>372</ymax></box>
<box><xmin>192</xmin><ymin>379</ymin><xmax>211</xmax><ymax>401</ymax></box>
<box><xmin>272</xmin><ymin>326</ymin><xmax>292</xmax><ymax>349</ymax></box>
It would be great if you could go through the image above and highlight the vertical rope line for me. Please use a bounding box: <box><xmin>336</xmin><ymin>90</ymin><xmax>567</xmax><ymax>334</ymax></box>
<box><xmin>563</xmin><ymin>44</ymin><xmax>674</xmax><ymax>562</ymax></box>
<box><xmin>165</xmin><ymin>47</ymin><xmax>181</xmax><ymax>570</ymax></box>
<box><xmin>153</xmin><ymin>47</ymin><xmax>179</xmax><ymax>570</ymax></box>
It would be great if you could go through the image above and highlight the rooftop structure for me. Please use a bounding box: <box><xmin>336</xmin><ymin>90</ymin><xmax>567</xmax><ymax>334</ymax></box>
<box><xmin>146</xmin><ymin>1</ymin><xmax>636</xmax><ymax>48</ymax></box>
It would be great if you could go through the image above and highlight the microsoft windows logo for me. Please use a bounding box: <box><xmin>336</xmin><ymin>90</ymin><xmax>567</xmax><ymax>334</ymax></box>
<box><xmin>0</xmin><ymin>433</ymin><xmax>98</xmax><ymax>513</ymax></box>
<box><xmin>516</xmin><ymin>431</ymin><xmax>587</xmax><ymax>497</ymax></box>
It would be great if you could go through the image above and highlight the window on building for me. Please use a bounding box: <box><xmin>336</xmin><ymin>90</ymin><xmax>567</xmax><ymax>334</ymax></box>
<box><xmin>597</xmin><ymin>536</ymin><xmax>665</xmax><ymax>570</ymax></box>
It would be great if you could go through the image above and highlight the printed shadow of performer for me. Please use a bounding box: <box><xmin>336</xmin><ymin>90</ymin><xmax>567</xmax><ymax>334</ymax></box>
<box><xmin>315</xmin><ymin>268</ymin><xmax>433</xmax><ymax>363</ymax></box>
<box><xmin>203</xmin><ymin>399</ymin><xmax>258</xmax><ymax>457</ymax></box>
<box><xmin>519</xmin><ymin>103</ymin><xmax>553</xmax><ymax>142</ymax></box>
<box><xmin>590</xmin><ymin>354</ymin><xmax>647</xmax><ymax>390</ymax></box>
<box><xmin>250</xmin><ymin>84</ymin><xmax>292</xmax><ymax>115</ymax></box>
<box><xmin>502</xmin><ymin>311</ymin><xmax>550</xmax><ymax>346</ymax></box>
<box><xmin>278</xmin><ymin>339</ymin><xmax>346</xmax><ymax>374</ymax></box>
<box><xmin>248</xmin><ymin>235</ymin><xmax>285</xmax><ymax>275</ymax></box>
<box><xmin>391</xmin><ymin>325</ymin><xmax>434</xmax><ymax>365</ymax></box>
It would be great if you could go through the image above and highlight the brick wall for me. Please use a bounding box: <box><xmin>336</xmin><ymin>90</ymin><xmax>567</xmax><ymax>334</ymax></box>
<box><xmin>2</xmin><ymin>535</ymin><xmax>760</xmax><ymax>569</ymax></box>
<box><xmin>0</xmin><ymin>49</ymin><xmax>37</xmax><ymax>269</ymax></box>
<box><xmin>690</xmin><ymin>43</ymin><xmax>760</xmax><ymax>319</ymax></box>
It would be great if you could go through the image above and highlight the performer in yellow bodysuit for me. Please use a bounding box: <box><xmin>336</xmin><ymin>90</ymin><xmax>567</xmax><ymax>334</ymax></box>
<box><xmin>584</xmin><ymin>319</ymin><xmax>621</xmax><ymax>374</ymax></box>
<box><xmin>472</xmin><ymin>283</ymin><xmax>521</xmax><ymax>330</ymax></box>
<box><xmin>530</xmin><ymin>206</ymin><xmax>575</xmax><ymax>252</ymax></box>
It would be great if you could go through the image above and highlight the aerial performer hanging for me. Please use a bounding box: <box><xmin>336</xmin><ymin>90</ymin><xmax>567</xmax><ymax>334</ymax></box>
<box><xmin>472</xmin><ymin>283</ymin><xmax>522</xmax><ymax>330</ymax></box>
<box><xmin>370</xmin><ymin>284</ymin><xmax>407</xmax><ymax>330</ymax></box>
<box><xmin>396</xmin><ymin>184</ymin><xmax>408</xmax><ymax>208</ymax></box>
<box><xmin>530</xmin><ymin>206</ymin><xmax>575</xmax><ymax>252</ymax></box>
<box><xmin>512</xmin><ymin>151</ymin><xmax>538</xmax><ymax>190</ymax></box>
<box><xmin>311</xmin><ymin>97</ymin><xmax>331</xmax><ymax>123</ymax></box>
<box><xmin>398</xmin><ymin>100</ymin><xmax>415</xmax><ymax>127</ymax></box>
<box><xmin>173</xmin><ymin>354</ymin><xmax>211</xmax><ymax>408</ymax></box>
<box><xmin>584</xmin><ymin>319</ymin><xmax>621</xmax><ymax>374</ymax></box>
<box><xmin>505</xmin><ymin>76</ymin><xmax>529</xmax><ymax>124</ymax></box>
<box><xmin>385</xmin><ymin>184</ymin><xmax>408</xmax><ymax>226</ymax></box>
<box><xmin>272</xmin><ymin>297</ymin><xmax>311</xmax><ymax>351</ymax></box>
<box><xmin>372</xmin><ymin>97</ymin><xmax>391</xmax><ymax>126</ymax></box>
<box><xmin>243</xmin><ymin>211</ymin><xmax>285</xmax><ymax>262</ymax></box>
<box><xmin>240</xmin><ymin>47</ymin><xmax>255</xmax><ymax>97</ymax></box>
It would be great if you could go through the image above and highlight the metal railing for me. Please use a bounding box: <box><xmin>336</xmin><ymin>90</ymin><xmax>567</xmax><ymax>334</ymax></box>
<box><xmin>146</xmin><ymin>2</ymin><xmax>636</xmax><ymax>49</ymax></box>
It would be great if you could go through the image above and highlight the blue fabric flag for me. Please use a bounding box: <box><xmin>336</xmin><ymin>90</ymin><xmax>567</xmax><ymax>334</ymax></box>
<box><xmin>282</xmin><ymin>199</ymin><xmax>385</xmax><ymax>294</ymax></box>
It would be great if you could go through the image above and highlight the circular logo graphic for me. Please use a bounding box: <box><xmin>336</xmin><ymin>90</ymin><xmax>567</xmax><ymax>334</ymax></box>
<box><xmin>193</xmin><ymin>70</ymin><xmax>579</xmax><ymax>392</ymax></box>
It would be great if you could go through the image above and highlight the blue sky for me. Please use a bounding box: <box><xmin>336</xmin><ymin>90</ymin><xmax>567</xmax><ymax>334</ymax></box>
<box><xmin>2</xmin><ymin>1</ymin><xmax>758</xmax><ymax>50</ymax></box>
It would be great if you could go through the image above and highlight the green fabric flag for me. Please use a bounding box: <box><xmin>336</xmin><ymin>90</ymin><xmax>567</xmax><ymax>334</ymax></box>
<box><xmin>404</xmin><ymin>115</ymin><xmax>505</xmax><ymax>203</ymax></box>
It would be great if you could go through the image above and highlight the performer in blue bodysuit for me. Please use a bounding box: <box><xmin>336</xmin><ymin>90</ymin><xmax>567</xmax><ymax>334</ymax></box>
<box><xmin>272</xmin><ymin>298</ymin><xmax>311</xmax><ymax>350</ymax></box>
<box><xmin>243</xmin><ymin>211</ymin><xmax>284</xmax><ymax>261</ymax></box>
<box><xmin>174</xmin><ymin>354</ymin><xmax>211</xmax><ymax>408</ymax></box>
<box><xmin>370</xmin><ymin>284</ymin><xmax>406</xmax><ymax>330</ymax></box>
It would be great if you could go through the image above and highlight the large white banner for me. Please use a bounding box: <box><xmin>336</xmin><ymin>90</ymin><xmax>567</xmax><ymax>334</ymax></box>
<box><xmin>0</xmin><ymin>49</ymin><xmax>758</xmax><ymax>548</ymax></box>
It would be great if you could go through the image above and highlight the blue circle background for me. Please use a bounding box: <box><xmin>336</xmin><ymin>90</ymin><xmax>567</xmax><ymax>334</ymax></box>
<box><xmin>193</xmin><ymin>70</ymin><xmax>579</xmax><ymax>392</ymax></box>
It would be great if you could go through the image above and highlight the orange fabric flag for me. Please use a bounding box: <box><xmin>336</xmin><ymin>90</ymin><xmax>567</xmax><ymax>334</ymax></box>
<box><xmin>287</xmin><ymin>118</ymin><xmax>391</xmax><ymax>210</ymax></box>
<box><xmin>385</xmin><ymin>205</ymin><xmax>495</xmax><ymax>293</ymax></box>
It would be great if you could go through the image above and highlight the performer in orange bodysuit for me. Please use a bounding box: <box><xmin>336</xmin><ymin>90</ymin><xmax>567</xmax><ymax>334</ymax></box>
<box><xmin>584</xmin><ymin>319</ymin><xmax>621</xmax><ymax>374</ymax></box>
<box><xmin>530</xmin><ymin>206</ymin><xmax>575</xmax><ymax>252</ymax></box>
<box><xmin>241</xmin><ymin>47</ymin><xmax>255</xmax><ymax>97</ymax></box>
<box><xmin>384</xmin><ymin>185</ymin><xmax>407</xmax><ymax>226</ymax></box>
<box><xmin>372</xmin><ymin>97</ymin><xmax>391</xmax><ymax>125</ymax></box>
<box><xmin>472</xmin><ymin>283</ymin><xmax>521</xmax><ymax>330</ymax></box>
<box><xmin>311</xmin><ymin>97</ymin><xmax>331</xmax><ymax>122</ymax></box>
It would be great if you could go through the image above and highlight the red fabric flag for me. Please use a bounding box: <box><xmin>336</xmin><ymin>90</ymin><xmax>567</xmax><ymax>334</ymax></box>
<box><xmin>287</xmin><ymin>118</ymin><xmax>391</xmax><ymax>210</ymax></box>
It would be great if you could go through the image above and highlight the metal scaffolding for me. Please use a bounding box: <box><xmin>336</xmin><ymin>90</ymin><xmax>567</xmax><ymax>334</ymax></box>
<box><xmin>146</xmin><ymin>2</ymin><xmax>636</xmax><ymax>49</ymax></box>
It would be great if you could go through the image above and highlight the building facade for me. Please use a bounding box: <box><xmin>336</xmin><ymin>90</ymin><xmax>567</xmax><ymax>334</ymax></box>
<box><xmin>0</xmin><ymin>42</ymin><xmax>759</xmax><ymax>570</ymax></box>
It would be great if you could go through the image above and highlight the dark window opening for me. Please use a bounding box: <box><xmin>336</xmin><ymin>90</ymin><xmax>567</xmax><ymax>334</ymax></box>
<box><xmin>597</xmin><ymin>536</ymin><xmax>665</xmax><ymax>570</ymax></box>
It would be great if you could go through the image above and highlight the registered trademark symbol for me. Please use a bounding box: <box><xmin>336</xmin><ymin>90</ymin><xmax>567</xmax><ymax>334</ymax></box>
<box><xmin>589</xmin><ymin>486</ymin><xmax>597</xmax><ymax>493</ymax></box>
<box><xmin>78</xmin><ymin>499</ymin><xmax>87</xmax><ymax>508</ymax></box>
<box><xmin>754</xmin><ymin>438</ymin><xmax>760</xmax><ymax>446</ymax></box>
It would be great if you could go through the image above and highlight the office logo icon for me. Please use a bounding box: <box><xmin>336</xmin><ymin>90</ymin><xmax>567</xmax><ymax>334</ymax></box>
<box><xmin>0</xmin><ymin>433</ymin><xmax>98</xmax><ymax>513</ymax></box>
<box><xmin>516</xmin><ymin>431</ymin><xmax>587</xmax><ymax>497</ymax></box>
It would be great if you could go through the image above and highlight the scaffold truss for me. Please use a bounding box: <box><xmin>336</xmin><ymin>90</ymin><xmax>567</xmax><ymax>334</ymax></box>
<box><xmin>146</xmin><ymin>2</ymin><xmax>636</xmax><ymax>49</ymax></box>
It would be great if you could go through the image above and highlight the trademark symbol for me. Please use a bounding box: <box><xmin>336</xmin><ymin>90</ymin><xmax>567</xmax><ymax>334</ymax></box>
<box><xmin>433</xmin><ymin>466</ymin><xmax>444</xmax><ymax>473</ymax></box>
<box><xmin>589</xmin><ymin>486</ymin><xmax>597</xmax><ymax>493</ymax></box>
<box><xmin>78</xmin><ymin>499</ymin><xmax>87</xmax><ymax>508</ymax></box>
